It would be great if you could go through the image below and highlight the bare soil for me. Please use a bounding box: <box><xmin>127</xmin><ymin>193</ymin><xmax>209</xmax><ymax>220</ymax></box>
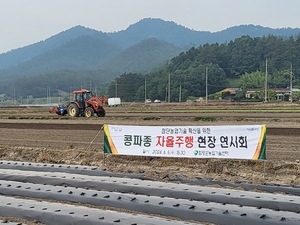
<box><xmin>1</xmin><ymin>104</ymin><xmax>300</xmax><ymax>187</ymax></box>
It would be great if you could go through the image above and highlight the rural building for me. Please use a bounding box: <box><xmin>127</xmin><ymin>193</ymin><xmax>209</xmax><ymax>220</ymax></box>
<box><xmin>246</xmin><ymin>88</ymin><xmax>300</xmax><ymax>101</ymax></box>
<box><xmin>220</xmin><ymin>88</ymin><xmax>241</xmax><ymax>100</ymax></box>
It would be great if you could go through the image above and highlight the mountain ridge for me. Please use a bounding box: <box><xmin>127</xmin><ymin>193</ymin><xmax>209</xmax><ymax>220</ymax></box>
<box><xmin>1</xmin><ymin>18</ymin><xmax>299</xmax><ymax>70</ymax></box>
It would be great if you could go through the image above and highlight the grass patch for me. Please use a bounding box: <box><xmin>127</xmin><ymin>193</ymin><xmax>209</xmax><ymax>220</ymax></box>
<box><xmin>8</xmin><ymin>116</ymin><xmax>17</xmax><ymax>119</ymax></box>
<box><xmin>227</xmin><ymin>160</ymin><xmax>234</xmax><ymax>167</ymax></box>
<box><xmin>36</xmin><ymin>116</ymin><xmax>50</xmax><ymax>120</ymax></box>
<box><xmin>143</xmin><ymin>116</ymin><xmax>161</xmax><ymax>121</ymax></box>
<box><xmin>19</xmin><ymin>117</ymin><xmax>30</xmax><ymax>119</ymax></box>
<box><xmin>194</xmin><ymin>116</ymin><xmax>216</xmax><ymax>122</ymax></box>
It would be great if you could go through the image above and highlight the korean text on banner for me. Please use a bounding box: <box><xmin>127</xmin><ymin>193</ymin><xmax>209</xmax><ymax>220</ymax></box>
<box><xmin>104</xmin><ymin>125</ymin><xmax>266</xmax><ymax>160</ymax></box>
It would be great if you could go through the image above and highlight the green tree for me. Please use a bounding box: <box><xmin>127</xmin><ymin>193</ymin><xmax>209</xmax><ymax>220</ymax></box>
<box><xmin>238</xmin><ymin>71</ymin><xmax>266</xmax><ymax>89</ymax></box>
<box><xmin>228</xmin><ymin>35</ymin><xmax>260</xmax><ymax>78</ymax></box>
<box><xmin>108</xmin><ymin>73</ymin><xmax>144</xmax><ymax>101</ymax></box>
<box><xmin>269</xmin><ymin>70</ymin><xmax>291</xmax><ymax>88</ymax></box>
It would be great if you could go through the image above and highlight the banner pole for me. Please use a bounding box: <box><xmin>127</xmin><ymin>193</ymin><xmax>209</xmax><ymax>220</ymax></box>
<box><xmin>263</xmin><ymin>160</ymin><xmax>266</xmax><ymax>178</ymax></box>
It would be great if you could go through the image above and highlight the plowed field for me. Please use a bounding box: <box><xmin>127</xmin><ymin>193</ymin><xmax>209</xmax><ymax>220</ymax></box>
<box><xmin>0</xmin><ymin>103</ymin><xmax>300</xmax><ymax>225</ymax></box>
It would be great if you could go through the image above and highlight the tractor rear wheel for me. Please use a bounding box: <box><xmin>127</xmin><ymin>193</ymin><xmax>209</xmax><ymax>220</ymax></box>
<box><xmin>84</xmin><ymin>107</ymin><xmax>94</xmax><ymax>118</ymax></box>
<box><xmin>97</xmin><ymin>109</ymin><xmax>106</xmax><ymax>117</ymax></box>
<box><xmin>68</xmin><ymin>103</ymin><xmax>80</xmax><ymax>117</ymax></box>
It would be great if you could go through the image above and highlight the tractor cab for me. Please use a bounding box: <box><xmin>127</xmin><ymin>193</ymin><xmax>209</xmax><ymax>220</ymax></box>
<box><xmin>72</xmin><ymin>89</ymin><xmax>93</xmax><ymax>108</ymax></box>
<box><xmin>73</xmin><ymin>92</ymin><xmax>84</xmax><ymax>109</ymax></box>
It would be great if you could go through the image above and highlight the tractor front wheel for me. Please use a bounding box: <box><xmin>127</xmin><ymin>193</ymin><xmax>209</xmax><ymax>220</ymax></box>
<box><xmin>68</xmin><ymin>103</ymin><xmax>80</xmax><ymax>117</ymax></box>
<box><xmin>84</xmin><ymin>107</ymin><xmax>94</xmax><ymax>118</ymax></box>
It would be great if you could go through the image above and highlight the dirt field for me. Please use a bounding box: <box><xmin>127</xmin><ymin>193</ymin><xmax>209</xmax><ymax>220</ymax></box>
<box><xmin>1</xmin><ymin>103</ymin><xmax>300</xmax><ymax>187</ymax></box>
<box><xmin>0</xmin><ymin>103</ymin><xmax>300</xmax><ymax>224</ymax></box>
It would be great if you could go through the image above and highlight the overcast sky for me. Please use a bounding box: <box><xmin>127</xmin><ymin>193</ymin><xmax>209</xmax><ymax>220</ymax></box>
<box><xmin>0</xmin><ymin>0</ymin><xmax>299</xmax><ymax>54</ymax></box>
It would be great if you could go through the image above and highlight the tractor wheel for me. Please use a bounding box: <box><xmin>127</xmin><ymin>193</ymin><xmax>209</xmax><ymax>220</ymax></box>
<box><xmin>97</xmin><ymin>109</ymin><xmax>106</xmax><ymax>117</ymax></box>
<box><xmin>68</xmin><ymin>103</ymin><xmax>80</xmax><ymax>117</ymax></box>
<box><xmin>84</xmin><ymin>107</ymin><xmax>94</xmax><ymax>118</ymax></box>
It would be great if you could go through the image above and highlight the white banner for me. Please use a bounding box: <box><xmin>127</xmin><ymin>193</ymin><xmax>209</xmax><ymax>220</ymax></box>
<box><xmin>104</xmin><ymin>124</ymin><xmax>266</xmax><ymax>160</ymax></box>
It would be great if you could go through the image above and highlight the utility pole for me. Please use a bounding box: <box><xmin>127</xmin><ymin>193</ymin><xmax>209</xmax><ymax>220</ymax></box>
<box><xmin>46</xmin><ymin>86</ymin><xmax>51</xmax><ymax>104</ymax></box>
<box><xmin>46</xmin><ymin>86</ymin><xmax>49</xmax><ymax>103</ymax></box>
<box><xmin>264</xmin><ymin>57</ymin><xmax>268</xmax><ymax>103</ymax></box>
<box><xmin>49</xmin><ymin>86</ymin><xmax>51</xmax><ymax>103</ymax></box>
<box><xmin>179</xmin><ymin>84</ymin><xmax>181</xmax><ymax>102</ymax></box>
<box><xmin>168</xmin><ymin>71</ymin><xmax>171</xmax><ymax>103</ymax></box>
<box><xmin>165</xmin><ymin>86</ymin><xmax>167</xmax><ymax>102</ymax></box>
<box><xmin>205</xmin><ymin>66</ymin><xmax>208</xmax><ymax>104</ymax></box>
<box><xmin>13</xmin><ymin>88</ymin><xmax>15</xmax><ymax>105</ymax></box>
<box><xmin>290</xmin><ymin>63</ymin><xmax>293</xmax><ymax>102</ymax></box>
<box><xmin>115</xmin><ymin>81</ymin><xmax>118</xmax><ymax>97</ymax></box>
<box><xmin>69</xmin><ymin>86</ymin><xmax>72</xmax><ymax>101</ymax></box>
<box><xmin>144</xmin><ymin>77</ymin><xmax>147</xmax><ymax>104</ymax></box>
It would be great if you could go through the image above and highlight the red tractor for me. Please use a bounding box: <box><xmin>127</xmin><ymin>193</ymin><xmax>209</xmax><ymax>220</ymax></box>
<box><xmin>50</xmin><ymin>89</ymin><xmax>108</xmax><ymax>118</ymax></box>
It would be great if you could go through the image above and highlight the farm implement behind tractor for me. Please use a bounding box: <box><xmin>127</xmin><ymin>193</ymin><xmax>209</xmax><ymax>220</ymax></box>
<box><xmin>49</xmin><ymin>89</ymin><xmax>108</xmax><ymax>118</ymax></box>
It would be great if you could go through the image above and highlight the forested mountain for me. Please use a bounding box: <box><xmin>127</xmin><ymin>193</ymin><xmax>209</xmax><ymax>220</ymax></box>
<box><xmin>107</xmin><ymin>18</ymin><xmax>211</xmax><ymax>48</ymax></box>
<box><xmin>0</xmin><ymin>26</ymin><xmax>105</xmax><ymax>69</ymax></box>
<box><xmin>107</xmin><ymin>35</ymin><xmax>300</xmax><ymax>102</ymax></box>
<box><xmin>1</xmin><ymin>18</ymin><xmax>299</xmax><ymax>71</ymax></box>
<box><xmin>1</xmin><ymin>18</ymin><xmax>300</xmax><ymax>100</ymax></box>
<box><xmin>4</xmin><ymin>34</ymin><xmax>300</xmax><ymax>101</ymax></box>
<box><xmin>100</xmin><ymin>38</ymin><xmax>184</xmax><ymax>75</ymax></box>
<box><xmin>108</xmin><ymin>18</ymin><xmax>300</xmax><ymax>48</ymax></box>
<box><xmin>212</xmin><ymin>24</ymin><xmax>299</xmax><ymax>44</ymax></box>
<box><xmin>0</xmin><ymin>37</ymin><xmax>184</xmax><ymax>98</ymax></box>
<box><xmin>0</xmin><ymin>34</ymin><xmax>122</xmax><ymax>81</ymax></box>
